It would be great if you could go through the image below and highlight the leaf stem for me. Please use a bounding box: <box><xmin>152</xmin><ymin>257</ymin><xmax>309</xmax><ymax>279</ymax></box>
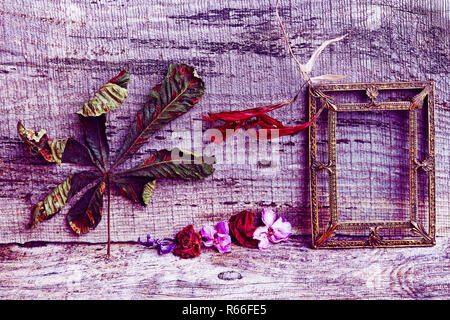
<box><xmin>106</xmin><ymin>172</ymin><xmax>111</xmax><ymax>258</ymax></box>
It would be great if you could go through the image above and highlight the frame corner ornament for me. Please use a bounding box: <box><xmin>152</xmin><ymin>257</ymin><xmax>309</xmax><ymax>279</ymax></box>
<box><xmin>367</xmin><ymin>227</ymin><xmax>382</xmax><ymax>247</ymax></box>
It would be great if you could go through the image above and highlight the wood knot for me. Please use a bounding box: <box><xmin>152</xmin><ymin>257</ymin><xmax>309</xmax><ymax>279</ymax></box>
<box><xmin>218</xmin><ymin>271</ymin><xmax>243</xmax><ymax>281</ymax></box>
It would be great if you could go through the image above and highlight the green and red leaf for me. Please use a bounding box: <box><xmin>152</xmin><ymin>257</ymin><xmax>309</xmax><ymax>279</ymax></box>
<box><xmin>67</xmin><ymin>181</ymin><xmax>106</xmax><ymax>235</ymax></box>
<box><xmin>77</xmin><ymin>70</ymin><xmax>130</xmax><ymax>117</ymax></box>
<box><xmin>113</xmin><ymin>64</ymin><xmax>205</xmax><ymax>167</ymax></box>
<box><xmin>113</xmin><ymin>176</ymin><xmax>156</xmax><ymax>206</ymax></box>
<box><xmin>61</xmin><ymin>138</ymin><xmax>97</xmax><ymax>167</ymax></box>
<box><xmin>18</xmin><ymin>121</ymin><xmax>94</xmax><ymax>166</ymax></box>
<box><xmin>30</xmin><ymin>171</ymin><xmax>100</xmax><ymax>228</ymax></box>
<box><xmin>116</xmin><ymin>148</ymin><xmax>215</xmax><ymax>181</ymax></box>
<box><xmin>78</xmin><ymin>114</ymin><xmax>109</xmax><ymax>171</ymax></box>
<box><xmin>18</xmin><ymin>121</ymin><xmax>66</xmax><ymax>164</ymax></box>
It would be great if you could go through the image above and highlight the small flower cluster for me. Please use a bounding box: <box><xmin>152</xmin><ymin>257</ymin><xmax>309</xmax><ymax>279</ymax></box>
<box><xmin>138</xmin><ymin>209</ymin><xmax>292</xmax><ymax>259</ymax></box>
<box><xmin>137</xmin><ymin>234</ymin><xmax>176</xmax><ymax>255</ymax></box>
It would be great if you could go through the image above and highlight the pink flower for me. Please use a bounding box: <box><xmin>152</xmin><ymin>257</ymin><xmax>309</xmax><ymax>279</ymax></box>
<box><xmin>201</xmin><ymin>221</ymin><xmax>231</xmax><ymax>253</ymax></box>
<box><xmin>253</xmin><ymin>209</ymin><xmax>292</xmax><ymax>250</ymax></box>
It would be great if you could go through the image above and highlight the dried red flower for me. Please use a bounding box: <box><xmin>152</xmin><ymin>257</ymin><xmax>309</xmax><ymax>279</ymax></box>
<box><xmin>228</xmin><ymin>210</ymin><xmax>258</xmax><ymax>248</ymax></box>
<box><xmin>173</xmin><ymin>225</ymin><xmax>202</xmax><ymax>258</ymax></box>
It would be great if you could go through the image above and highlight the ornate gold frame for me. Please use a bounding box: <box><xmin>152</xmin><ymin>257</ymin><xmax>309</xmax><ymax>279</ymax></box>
<box><xmin>308</xmin><ymin>81</ymin><xmax>436</xmax><ymax>248</ymax></box>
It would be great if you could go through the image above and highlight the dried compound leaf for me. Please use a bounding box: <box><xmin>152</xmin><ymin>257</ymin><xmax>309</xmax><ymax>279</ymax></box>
<box><xmin>22</xmin><ymin>65</ymin><xmax>216</xmax><ymax>250</ymax></box>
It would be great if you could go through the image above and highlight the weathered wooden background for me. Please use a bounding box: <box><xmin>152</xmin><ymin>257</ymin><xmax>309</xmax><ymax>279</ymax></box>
<box><xmin>0</xmin><ymin>237</ymin><xmax>448</xmax><ymax>299</ymax></box>
<box><xmin>0</xmin><ymin>0</ymin><xmax>449</xmax><ymax>299</ymax></box>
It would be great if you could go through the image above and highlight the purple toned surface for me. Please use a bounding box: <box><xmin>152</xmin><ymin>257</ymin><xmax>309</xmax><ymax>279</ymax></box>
<box><xmin>0</xmin><ymin>0</ymin><xmax>448</xmax><ymax>300</ymax></box>
<box><xmin>0</xmin><ymin>0</ymin><xmax>448</xmax><ymax>244</ymax></box>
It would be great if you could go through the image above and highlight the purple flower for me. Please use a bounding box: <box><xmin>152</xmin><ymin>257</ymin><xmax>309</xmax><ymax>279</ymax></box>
<box><xmin>201</xmin><ymin>221</ymin><xmax>231</xmax><ymax>253</ymax></box>
<box><xmin>157</xmin><ymin>239</ymin><xmax>176</xmax><ymax>255</ymax></box>
<box><xmin>138</xmin><ymin>234</ymin><xmax>176</xmax><ymax>255</ymax></box>
<box><xmin>138</xmin><ymin>234</ymin><xmax>156</xmax><ymax>247</ymax></box>
<box><xmin>253</xmin><ymin>209</ymin><xmax>292</xmax><ymax>250</ymax></box>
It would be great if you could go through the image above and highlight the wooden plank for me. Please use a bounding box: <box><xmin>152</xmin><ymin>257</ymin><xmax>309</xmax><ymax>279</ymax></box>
<box><xmin>0</xmin><ymin>0</ymin><xmax>448</xmax><ymax>244</ymax></box>
<box><xmin>0</xmin><ymin>236</ymin><xmax>448</xmax><ymax>299</ymax></box>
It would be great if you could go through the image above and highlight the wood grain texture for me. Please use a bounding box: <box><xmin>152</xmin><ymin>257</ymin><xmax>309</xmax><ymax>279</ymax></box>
<box><xmin>0</xmin><ymin>236</ymin><xmax>448</xmax><ymax>299</ymax></box>
<box><xmin>0</xmin><ymin>0</ymin><xmax>448</xmax><ymax>244</ymax></box>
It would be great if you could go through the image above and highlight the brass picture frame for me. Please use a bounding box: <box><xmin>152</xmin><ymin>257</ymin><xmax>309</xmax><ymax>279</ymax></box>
<box><xmin>308</xmin><ymin>81</ymin><xmax>436</xmax><ymax>248</ymax></box>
